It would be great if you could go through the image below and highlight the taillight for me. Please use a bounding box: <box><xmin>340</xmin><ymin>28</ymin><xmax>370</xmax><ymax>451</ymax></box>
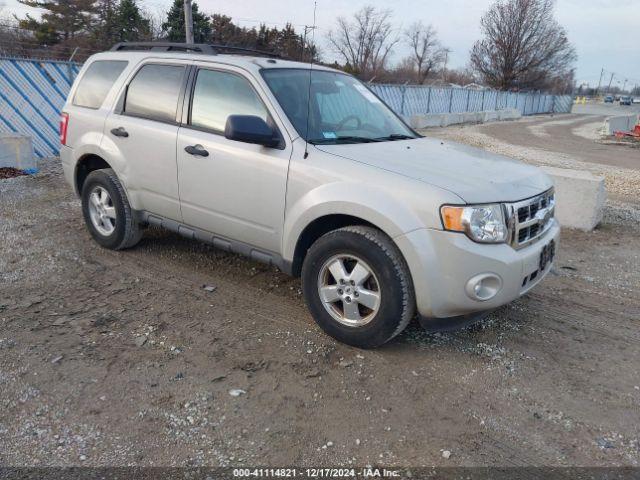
<box><xmin>60</xmin><ymin>112</ymin><xmax>69</xmax><ymax>146</ymax></box>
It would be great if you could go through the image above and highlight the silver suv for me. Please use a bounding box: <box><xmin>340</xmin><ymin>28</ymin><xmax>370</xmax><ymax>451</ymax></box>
<box><xmin>60</xmin><ymin>43</ymin><xmax>559</xmax><ymax>347</ymax></box>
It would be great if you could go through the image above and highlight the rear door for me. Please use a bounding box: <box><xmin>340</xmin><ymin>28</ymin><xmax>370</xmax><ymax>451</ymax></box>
<box><xmin>103</xmin><ymin>61</ymin><xmax>189</xmax><ymax>221</ymax></box>
<box><xmin>176</xmin><ymin>65</ymin><xmax>292</xmax><ymax>254</ymax></box>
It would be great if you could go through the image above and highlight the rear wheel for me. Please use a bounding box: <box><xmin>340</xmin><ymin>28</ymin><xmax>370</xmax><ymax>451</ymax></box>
<box><xmin>81</xmin><ymin>168</ymin><xmax>142</xmax><ymax>250</ymax></box>
<box><xmin>302</xmin><ymin>226</ymin><xmax>415</xmax><ymax>348</ymax></box>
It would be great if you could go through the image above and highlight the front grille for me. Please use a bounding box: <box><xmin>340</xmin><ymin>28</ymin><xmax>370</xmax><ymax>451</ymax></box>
<box><xmin>517</xmin><ymin>207</ymin><xmax>528</xmax><ymax>223</ymax></box>
<box><xmin>518</xmin><ymin>229</ymin><xmax>528</xmax><ymax>243</ymax></box>
<box><xmin>506</xmin><ymin>189</ymin><xmax>555</xmax><ymax>249</ymax></box>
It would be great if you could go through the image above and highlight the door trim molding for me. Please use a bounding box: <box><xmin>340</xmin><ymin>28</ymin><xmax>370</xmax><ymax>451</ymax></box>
<box><xmin>135</xmin><ymin>210</ymin><xmax>292</xmax><ymax>274</ymax></box>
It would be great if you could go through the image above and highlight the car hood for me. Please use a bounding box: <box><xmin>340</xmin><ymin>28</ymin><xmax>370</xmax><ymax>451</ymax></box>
<box><xmin>315</xmin><ymin>137</ymin><xmax>553</xmax><ymax>203</ymax></box>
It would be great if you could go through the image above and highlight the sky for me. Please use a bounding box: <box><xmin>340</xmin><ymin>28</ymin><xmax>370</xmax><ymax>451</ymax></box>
<box><xmin>2</xmin><ymin>0</ymin><xmax>639</xmax><ymax>88</ymax></box>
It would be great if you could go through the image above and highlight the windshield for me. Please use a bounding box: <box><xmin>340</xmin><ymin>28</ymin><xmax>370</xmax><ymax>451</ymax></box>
<box><xmin>261</xmin><ymin>68</ymin><xmax>417</xmax><ymax>144</ymax></box>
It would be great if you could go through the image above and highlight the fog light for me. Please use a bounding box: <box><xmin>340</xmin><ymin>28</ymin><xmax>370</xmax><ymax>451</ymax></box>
<box><xmin>465</xmin><ymin>273</ymin><xmax>502</xmax><ymax>301</ymax></box>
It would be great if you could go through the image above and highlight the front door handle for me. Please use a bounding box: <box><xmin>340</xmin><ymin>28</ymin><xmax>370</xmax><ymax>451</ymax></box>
<box><xmin>184</xmin><ymin>144</ymin><xmax>209</xmax><ymax>157</ymax></box>
<box><xmin>110</xmin><ymin>127</ymin><xmax>129</xmax><ymax>138</ymax></box>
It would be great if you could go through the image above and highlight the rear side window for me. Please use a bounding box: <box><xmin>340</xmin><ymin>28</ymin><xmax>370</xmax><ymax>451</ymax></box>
<box><xmin>124</xmin><ymin>64</ymin><xmax>186</xmax><ymax>123</ymax></box>
<box><xmin>190</xmin><ymin>69</ymin><xmax>269</xmax><ymax>133</ymax></box>
<box><xmin>73</xmin><ymin>60</ymin><xmax>128</xmax><ymax>109</ymax></box>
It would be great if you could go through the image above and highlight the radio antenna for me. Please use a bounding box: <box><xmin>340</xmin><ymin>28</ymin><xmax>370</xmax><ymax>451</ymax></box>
<box><xmin>303</xmin><ymin>1</ymin><xmax>317</xmax><ymax>160</ymax></box>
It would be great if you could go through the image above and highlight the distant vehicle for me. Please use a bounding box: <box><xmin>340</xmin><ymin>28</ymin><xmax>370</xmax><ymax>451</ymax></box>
<box><xmin>620</xmin><ymin>96</ymin><xmax>632</xmax><ymax>106</ymax></box>
<box><xmin>633</xmin><ymin>97</ymin><xmax>640</xmax><ymax>104</ymax></box>
<box><xmin>614</xmin><ymin>95</ymin><xmax>621</xmax><ymax>101</ymax></box>
<box><xmin>604</xmin><ymin>95</ymin><xmax>614</xmax><ymax>103</ymax></box>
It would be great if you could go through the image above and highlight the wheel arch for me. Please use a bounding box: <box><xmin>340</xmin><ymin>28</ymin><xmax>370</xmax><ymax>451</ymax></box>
<box><xmin>285</xmin><ymin>196</ymin><xmax>424</xmax><ymax>278</ymax></box>
<box><xmin>289</xmin><ymin>214</ymin><xmax>379</xmax><ymax>277</ymax></box>
<box><xmin>75</xmin><ymin>154</ymin><xmax>113</xmax><ymax>195</ymax></box>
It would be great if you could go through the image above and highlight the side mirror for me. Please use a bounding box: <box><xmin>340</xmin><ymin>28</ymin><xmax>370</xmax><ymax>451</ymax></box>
<box><xmin>224</xmin><ymin>115</ymin><xmax>280</xmax><ymax>148</ymax></box>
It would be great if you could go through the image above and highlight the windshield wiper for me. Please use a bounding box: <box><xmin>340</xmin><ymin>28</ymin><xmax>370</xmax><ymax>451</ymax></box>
<box><xmin>309</xmin><ymin>136</ymin><xmax>382</xmax><ymax>145</ymax></box>
<box><xmin>374</xmin><ymin>134</ymin><xmax>416</xmax><ymax>141</ymax></box>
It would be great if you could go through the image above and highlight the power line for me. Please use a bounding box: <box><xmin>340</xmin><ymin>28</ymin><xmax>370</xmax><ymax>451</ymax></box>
<box><xmin>233</xmin><ymin>17</ymin><xmax>314</xmax><ymax>29</ymax></box>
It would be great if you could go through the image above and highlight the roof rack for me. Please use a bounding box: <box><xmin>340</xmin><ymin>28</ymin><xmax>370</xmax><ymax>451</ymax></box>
<box><xmin>110</xmin><ymin>42</ymin><xmax>281</xmax><ymax>58</ymax></box>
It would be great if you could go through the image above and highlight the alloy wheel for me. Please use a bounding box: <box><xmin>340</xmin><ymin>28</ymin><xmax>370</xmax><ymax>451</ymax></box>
<box><xmin>317</xmin><ymin>254</ymin><xmax>381</xmax><ymax>327</ymax></box>
<box><xmin>88</xmin><ymin>186</ymin><xmax>116</xmax><ymax>236</ymax></box>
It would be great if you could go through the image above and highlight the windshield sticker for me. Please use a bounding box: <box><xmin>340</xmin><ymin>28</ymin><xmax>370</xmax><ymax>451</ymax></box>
<box><xmin>322</xmin><ymin>132</ymin><xmax>337</xmax><ymax>139</ymax></box>
<box><xmin>354</xmin><ymin>84</ymin><xmax>382</xmax><ymax>104</ymax></box>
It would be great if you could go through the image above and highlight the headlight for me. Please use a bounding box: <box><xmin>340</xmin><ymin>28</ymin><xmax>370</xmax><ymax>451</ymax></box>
<box><xmin>441</xmin><ymin>204</ymin><xmax>508</xmax><ymax>243</ymax></box>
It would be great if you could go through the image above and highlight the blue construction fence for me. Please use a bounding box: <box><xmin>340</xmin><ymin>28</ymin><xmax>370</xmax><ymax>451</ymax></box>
<box><xmin>369</xmin><ymin>83</ymin><xmax>573</xmax><ymax>118</ymax></box>
<box><xmin>0</xmin><ymin>57</ymin><xmax>572</xmax><ymax>158</ymax></box>
<box><xmin>0</xmin><ymin>57</ymin><xmax>80</xmax><ymax>158</ymax></box>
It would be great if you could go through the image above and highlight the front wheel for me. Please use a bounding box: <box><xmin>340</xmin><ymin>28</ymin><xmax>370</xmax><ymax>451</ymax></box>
<box><xmin>301</xmin><ymin>226</ymin><xmax>415</xmax><ymax>348</ymax></box>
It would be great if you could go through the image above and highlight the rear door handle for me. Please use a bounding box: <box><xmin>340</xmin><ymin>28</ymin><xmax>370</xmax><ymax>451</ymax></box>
<box><xmin>184</xmin><ymin>144</ymin><xmax>209</xmax><ymax>157</ymax></box>
<box><xmin>110</xmin><ymin>127</ymin><xmax>129</xmax><ymax>138</ymax></box>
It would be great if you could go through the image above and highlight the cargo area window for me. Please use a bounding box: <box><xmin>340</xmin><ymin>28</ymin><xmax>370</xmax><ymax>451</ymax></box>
<box><xmin>73</xmin><ymin>60</ymin><xmax>128</xmax><ymax>109</ymax></box>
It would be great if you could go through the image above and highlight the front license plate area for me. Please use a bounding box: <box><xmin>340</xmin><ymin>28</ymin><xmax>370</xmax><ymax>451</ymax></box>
<box><xmin>539</xmin><ymin>239</ymin><xmax>556</xmax><ymax>271</ymax></box>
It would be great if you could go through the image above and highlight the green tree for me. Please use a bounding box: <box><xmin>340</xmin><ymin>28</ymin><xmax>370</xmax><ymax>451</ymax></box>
<box><xmin>275</xmin><ymin>23</ymin><xmax>317</xmax><ymax>61</ymax></box>
<box><xmin>209</xmin><ymin>16</ymin><xmax>317</xmax><ymax>61</ymax></box>
<box><xmin>95</xmin><ymin>0</ymin><xmax>150</xmax><ymax>47</ymax></box>
<box><xmin>116</xmin><ymin>0</ymin><xmax>150</xmax><ymax>42</ymax></box>
<box><xmin>210</xmin><ymin>13</ymin><xmax>248</xmax><ymax>45</ymax></box>
<box><xmin>95</xmin><ymin>0</ymin><xmax>119</xmax><ymax>46</ymax></box>
<box><xmin>17</xmin><ymin>0</ymin><xmax>97</xmax><ymax>44</ymax></box>
<box><xmin>161</xmin><ymin>0</ymin><xmax>211</xmax><ymax>43</ymax></box>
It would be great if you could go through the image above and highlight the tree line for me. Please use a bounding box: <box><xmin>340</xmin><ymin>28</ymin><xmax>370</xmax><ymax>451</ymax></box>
<box><xmin>0</xmin><ymin>0</ymin><xmax>576</xmax><ymax>93</ymax></box>
<box><xmin>328</xmin><ymin>0</ymin><xmax>575</xmax><ymax>92</ymax></box>
<box><xmin>1</xmin><ymin>0</ymin><xmax>317</xmax><ymax>62</ymax></box>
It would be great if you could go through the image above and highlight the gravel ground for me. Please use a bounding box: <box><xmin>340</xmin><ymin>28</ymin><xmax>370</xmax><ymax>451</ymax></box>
<box><xmin>1</xmin><ymin>161</ymin><xmax>639</xmax><ymax>468</ymax></box>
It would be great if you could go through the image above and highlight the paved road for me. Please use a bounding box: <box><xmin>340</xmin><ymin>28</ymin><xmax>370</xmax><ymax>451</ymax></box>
<box><xmin>572</xmin><ymin>102</ymin><xmax>640</xmax><ymax>116</ymax></box>
<box><xmin>477</xmin><ymin>105</ymin><xmax>639</xmax><ymax>171</ymax></box>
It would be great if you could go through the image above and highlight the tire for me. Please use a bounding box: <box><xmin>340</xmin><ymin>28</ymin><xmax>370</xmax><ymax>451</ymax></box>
<box><xmin>301</xmin><ymin>225</ymin><xmax>415</xmax><ymax>348</ymax></box>
<box><xmin>81</xmin><ymin>168</ymin><xmax>143</xmax><ymax>250</ymax></box>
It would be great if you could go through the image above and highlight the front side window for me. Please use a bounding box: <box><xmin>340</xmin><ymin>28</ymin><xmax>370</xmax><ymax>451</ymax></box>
<box><xmin>124</xmin><ymin>64</ymin><xmax>186</xmax><ymax>123</ymax></box>
<box><xmin>261</xmin><ymin>69</ymin><xmax>417</xmax><ymax>144</ymax></box>
<box><xmin>73</xmin><ymin>60</ymin><xmax>128</xmax><ymax>109</ymax></box>
<box><xmin>190</xmin><ymin>69</ymin><xmax>269</xmax><ymax>133</ymax></box>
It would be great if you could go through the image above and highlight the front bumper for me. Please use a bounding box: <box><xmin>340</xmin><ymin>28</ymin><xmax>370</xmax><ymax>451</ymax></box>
<box><xmin>395</xmin><ymin>219</ymin><xmax>560</xmax><ymax>322</ymax></box>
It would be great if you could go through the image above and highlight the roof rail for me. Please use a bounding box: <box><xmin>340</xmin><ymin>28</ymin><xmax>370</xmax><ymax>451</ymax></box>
<box><xmin>211</xmin><ymin>44</ymin><xmax>281</xmax><ymax>58</ymax></box>
<box><xmin>110</xmin><ymin>42</ymin><xmax>281</xmax><ymax>58</ymax></box>
<box><xmin>110</xmin><ymin>42</ymin><xmax>216</xmax><ymax>54</ymax></box>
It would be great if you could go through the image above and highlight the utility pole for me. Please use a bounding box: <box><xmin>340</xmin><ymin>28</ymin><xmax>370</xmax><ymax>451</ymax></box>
<box><xmin>184</xmin><ymin>0</ymin><xmax>194</xmax><ymax>44</ymax></box>
<box><xmin>301</xmin><ymin>26</ymin><xmax>316</xmax><ymax>62</ymax></box>
<box><xmin>595</xmin><ymin>68</ymin><xmax>604</xmax><ymax>96</ymax></box>
<box><xmin>441</xmin><ymin>49</ymin><xmax>450</xmax><ymax>84</ymax></box>
<box><xmin>606</xmin><ymin>72</ymin><xmax>614</xmax><ymax>93</ymax></box>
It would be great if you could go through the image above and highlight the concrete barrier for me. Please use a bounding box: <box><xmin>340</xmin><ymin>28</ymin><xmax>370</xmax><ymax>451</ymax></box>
<box><xmin>408</xmin><ymin>109</ymin><xmax>522</xmax><ymax>129</ymax></box>
<box><xmin>441</xmin><ymin>113</ymin><xmax>463</xmax><ymax>127</ymax></box>
<box><xmin>409</xmin><ymin>113</ymin><xmax>444</xmax><ymax>128</ymax></box>
<box><xmin>540</xmin><ymin>166</ymin><xmax>606</xmax><ymax>231</ymax></box>
<box><xmin>498</xmin><ymin>109</ymin><xmax>521</xmax><ymax>121</ymax></box>
<box><xmin>603</xmin><ymin>113</ymin><xmax>639</xmax><ymax>135</ymax></box>
<box><xmin>0</xmin><ymin>134</ymin><xmax>37</xmax><ymax>173</ymax></box>
<box><xmin>481</xmin><ymin>111</ymin><xmax>499</xmax><ymax>122</ymax></box>
<box><xmin>462</xmin><ymin>112</ymin><xmax>483</xmax><ymax>124</ymax></box>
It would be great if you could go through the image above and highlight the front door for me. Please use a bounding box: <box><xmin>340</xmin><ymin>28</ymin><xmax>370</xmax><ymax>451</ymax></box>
<box><xmin>176</xmin><ymin>67</ymin><xmax>291</xmax><ymax>254</ymax></box>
